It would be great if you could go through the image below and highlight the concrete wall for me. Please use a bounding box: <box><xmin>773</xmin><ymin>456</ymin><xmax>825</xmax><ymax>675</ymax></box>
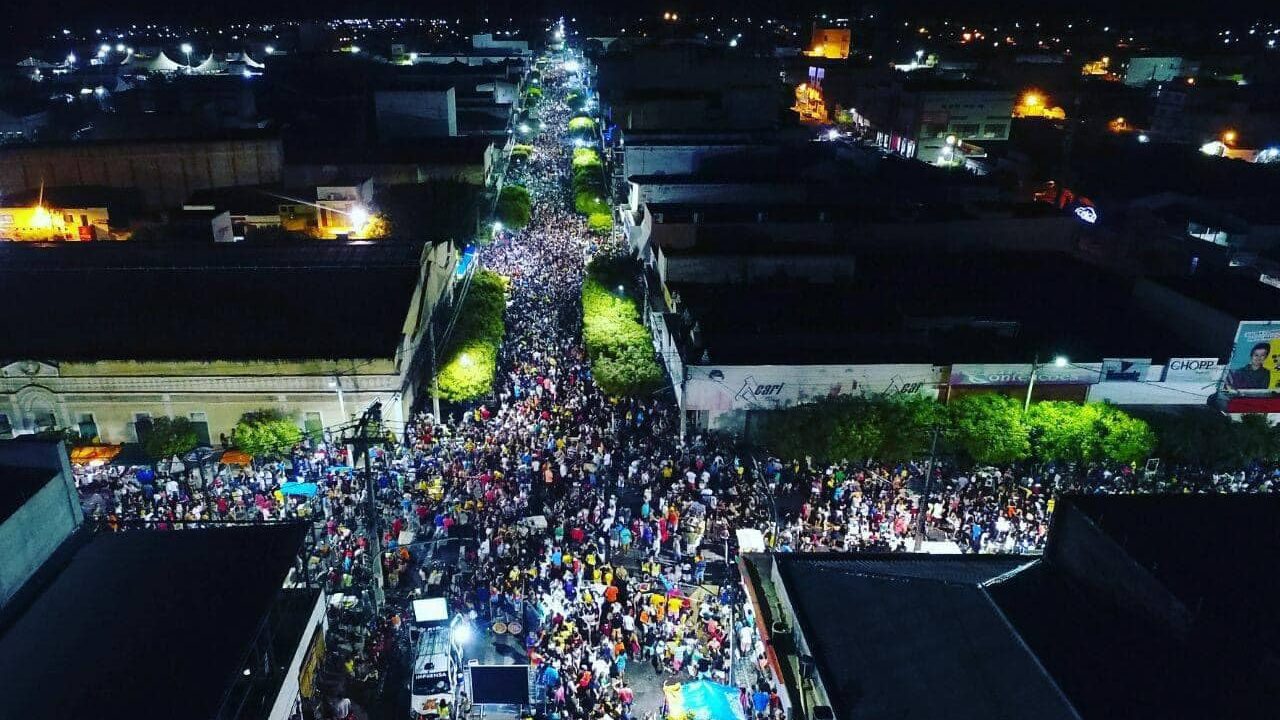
<box><xmin>0</xmin><ymin>440</ymin><xmax>81</xmax><ymax>607</ymax></box>
<box><xmin>265</xmin><ymin>591</ymin><xmax>327</xmax><ymax>720</ymax></box>
<box><xmin>661</xmin><ymin>253</ymin><xmax>856</xmax><ymax>284</ymax></box>
<box><xmin>375</xmin><ymin>89</ymin><xmax>458</xmax><ymax>139</ymax></box>
<box><xmin>647</xmin><ymin>216</ymin><xmax>1078</xmax><ymax>254</ymax></box>
<box><xmin>0</xmin><ymin>138</ymin><xmax>283</xmax><ymax>210</ymax></box>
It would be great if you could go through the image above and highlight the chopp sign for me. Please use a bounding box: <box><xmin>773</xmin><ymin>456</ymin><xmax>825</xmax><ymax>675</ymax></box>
<box><xmin>1165</xmin><ymin>358</ymin><xmax>1220</xmax><ymax>383</ymax></box>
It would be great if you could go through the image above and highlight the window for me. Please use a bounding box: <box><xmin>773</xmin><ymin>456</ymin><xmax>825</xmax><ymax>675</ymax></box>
<box><xmin>77</xmin><ymin>412</ymin><xmax>98</xmax><ymax>440</ymax></box>
<box><xmin>33</xmin><ymin>411</ymin><xmax>56</xmax><ymax>432</ymax></box>
<box><xmin>982</xmin><ymin>123</ymin><xmax>1008</xmax><ymax>138</ymax></box>
<box><xmin>951</xmin><ymin>123</ymin><xmax>981</xmax><ymax>137</ymax></box>
<box><xmin>63</xmin><ymin>213</ymin><xmax>74</xmax><ymax>224</ymax></box>
<box><xmin>304</xmin><ymin>412</ymin><xmax>324</xmax><ymax>441</ymax></box>
<box><xmin>0</xmin><ymin>414</ymin><xmax>11</xmax><ymax>438</ymax></box>
<box><xmin>190</xmin><ymin>412</ymin><xmax>211</xmax><ymax>446</ymax></box>
<box><xmin>133</xmin><ymin>412</ymin><xmax>152</xmax><ymax>442</ymax></box>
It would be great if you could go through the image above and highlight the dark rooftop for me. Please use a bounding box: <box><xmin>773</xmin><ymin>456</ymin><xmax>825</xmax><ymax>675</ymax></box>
<box><xmin>773</xmin><ymin>555</ymin><xmax>1075</xmax><ymax>720</ymax></box>
<box><xmin>283</xmin><ymin>136</ymin><xmax>494</xmax><ymax>165</ymax></box>
<box><xmin>0</xmin><ymin>464</ymin><xmax>54</xmax><ymax>524</ymax></box>
<box><xmin>673</xmin><ymin>252</ymin><xmax>1188</xmax><ymax>364</ymax></box>
<box><xmin>758</xmin><ymin>495</ymin><xmax>1280</xmax><ymax>720</ymax></box>
<box><xmin>0</xmin><ymin>239</ymin><xmax>426</xmax><ymax>361</ymax></box>
<box><xmin>1151</xmin><ymin>270</ymin><xmax>1280</xmax><ymax>321</ymax></box>
<box><xmin>0</xmin><ymin>524</ymin><xmax>308</xmax><ymax>720</ymax></box>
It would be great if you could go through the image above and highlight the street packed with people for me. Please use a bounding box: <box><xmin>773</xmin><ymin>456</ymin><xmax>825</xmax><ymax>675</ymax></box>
<box><xmin>72</xmin><ymin>45</ymin><xmax>1280</xmax><ymax>720</ymax></box>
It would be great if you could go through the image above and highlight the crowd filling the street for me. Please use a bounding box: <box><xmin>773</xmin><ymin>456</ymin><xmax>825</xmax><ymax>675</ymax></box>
<box><xmin>69</xmin><ymin>49</ymin><xmax>1280</xmax><ymax>720</ymax></box>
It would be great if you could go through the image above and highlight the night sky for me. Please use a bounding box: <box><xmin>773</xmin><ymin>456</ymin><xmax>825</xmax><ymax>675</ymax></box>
<box><xmin>5</xmin><ymin>0</ymin><xmax>1277</xmax><ymax>35</ymax></box>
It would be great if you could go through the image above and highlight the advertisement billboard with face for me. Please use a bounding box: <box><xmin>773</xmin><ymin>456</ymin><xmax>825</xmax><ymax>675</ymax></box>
<box><xmin>1224</xmin><ymin>322</ymin><xmax>1280</xmax><ymax>393</ymax></box>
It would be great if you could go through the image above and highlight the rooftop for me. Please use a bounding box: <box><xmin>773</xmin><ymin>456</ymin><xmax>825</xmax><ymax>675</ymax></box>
<box><xmin>0</xmin><ymin>464</ymin><xmax>54</xmax><ymax>524</ymax></box>
<box><xmin>754</xmin><ymin>494</ymin><xmax>1280</xmax><ymax>720</ymax></box>
<box><xmin>0</xmin><ymin>524</ymin><xmax>310</xmax><ymax>720</ymax></box>
<box><xmin>672</xmin><ymin>252</ymin><xmax>1182</xmax><ymax>364</ymax></box>
<box><xmin>0</xmin><ymin>239</ymin><xmax>426</xmax><ymax>361</ymax></box>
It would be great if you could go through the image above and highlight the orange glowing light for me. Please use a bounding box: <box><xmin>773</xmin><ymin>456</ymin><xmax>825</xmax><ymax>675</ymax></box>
<box><xmin>1223</xmin><ymin>130</ymin><xmax>1237</xmax><ymax>144</ymax></box>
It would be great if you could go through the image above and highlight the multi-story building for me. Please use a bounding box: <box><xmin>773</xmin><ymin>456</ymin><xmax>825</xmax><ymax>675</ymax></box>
<box><xmin>0</xmin><ymin>238</ymin><xmax>460</xmax><ymax>444</ymax></box>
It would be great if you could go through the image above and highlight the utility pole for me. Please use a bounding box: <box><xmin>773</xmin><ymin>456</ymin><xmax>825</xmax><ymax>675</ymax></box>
<box><xmin>913</xmin><ymin>426</ymin><xmax>941</xmax><ymax>552</ymax></box>
<box><xmin>429</xmin><ymin>320</ymin><xmax>441</xmax><ymax>420</ymax></box>
<box><xmin>1024</xmin><ymin>354</ymin><xmax>1040</xmax><ymax>414</ymax></box>
<box><xmin>349</xmin><ymin>402</ymin><xmax>387</xmax><ymax>611</ymax></box>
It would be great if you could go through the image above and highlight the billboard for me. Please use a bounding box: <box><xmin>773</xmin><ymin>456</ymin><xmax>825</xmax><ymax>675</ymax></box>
<box><xmin>1100</xmin><ymin>358</ymin><xmax>1152</xmax><ymax>382</ymax></box>
<box><xmin>949</xmin><ymin>363</ymin><xmax>1099</xmax><ymax>387</ymax></box>
<box><xmin>1163</xmin><ymin>358</ymin><xmax>1222</xmax><ymax>384</ymax></box>
<box><xmin>683</xmin><ymin>364</ymin><xmax>941</xmax><ymax>412</ymax></box>
<box><xmin>1224</xmin><ymin>322</ymin><xmax>1280</xmax><ymax>393</ymax></box>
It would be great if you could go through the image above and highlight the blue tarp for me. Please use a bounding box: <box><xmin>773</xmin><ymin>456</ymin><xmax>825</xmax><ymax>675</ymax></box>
<box><xmin>666</xmin><ymin>681</ymin><xmax>745</xmax><ymax>720</ymax></box>
<box><xmin>279</xmin><ymin>482</ymin><xmax>319</xmax><ymax>497</ymax></box>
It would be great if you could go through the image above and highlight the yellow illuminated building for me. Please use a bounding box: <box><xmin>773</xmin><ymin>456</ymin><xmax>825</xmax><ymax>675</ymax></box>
<box><xmin>1012</xmin><ymin>90</ymin><xmax>1066</xmax><ymax>120</ymax></box>
<box><xmin>0</xmin><ymin>196</ymin><xmax>111</xmax><ymax>242</ymax></box>
<box><xmin>1081</xmin><ymin>56</ymin><xmax>1115</xmax><ymax>78</ymax></box>
<box><xmin>804</xmin><ymin>28</ymin><xmax>851</xmax><ymax>60</ymax></box>
<box><xmin>793</xmin><ymin>82</ymin><xmax>827</xmax><ymax>123</ymax></box>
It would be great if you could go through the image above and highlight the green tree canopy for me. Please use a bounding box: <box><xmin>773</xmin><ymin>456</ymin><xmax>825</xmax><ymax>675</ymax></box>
<box><xmin>587</xmin><ymin>212</ymin><xmax>613</xmax><ymax>235</ymax></box>
<box><xmin>233</xmin><ymin>410</ymin><xmax>302</xmax><ymax>459</ymax></box>
<box><xmin>142</xmin><ymin>417</ymin><xmax>200</xmax><ymax>464</ymax></box>
<box><xmin>496</xmin><ymin>185</ymin><xmax>532</xmax><ymax>229</ymax></box>
<box><xmin>947</xmin><ymin>394</ymin><xmax>1031</xmax><ymax>465</ymax></box>
<box><xmin>581</xmin><ymin>258</ymin><xmax>666</xmax><ymax>397</ymax></box>
<box><xmin>436</xmin><ymin>270</ymin><xmax>507</xmax><ymax>401</ymax></box>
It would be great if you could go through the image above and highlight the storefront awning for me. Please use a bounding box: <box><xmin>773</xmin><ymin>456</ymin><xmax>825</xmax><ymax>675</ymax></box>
<box><xmin>217</xmin><ymin>449</ymin><xmax>254</xmax><ymax>466</ymax></box>
<box><xmin>70</xmin><ymin>444</ymin><xmax>123</xmax><ymax>465</ymax></box>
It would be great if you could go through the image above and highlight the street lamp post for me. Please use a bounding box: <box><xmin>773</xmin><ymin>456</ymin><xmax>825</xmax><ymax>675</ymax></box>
<box><xmin>1024</xmin><ymin>354</ymin><xmax>1068</xmax><ymax>413</ymax></box>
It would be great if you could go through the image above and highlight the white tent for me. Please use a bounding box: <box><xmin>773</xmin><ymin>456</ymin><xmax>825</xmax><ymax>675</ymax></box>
<box><xmin>240</xmin><ymin>52</ymin><xmax>266</xmax><ymax>69</ymax></box>
<box><xmin>144</xmin><ymin>52</ymin><xmax>183</xmax><ymax>73</ymax></box>
<box><xmin>192</xmin><ymin>53</ymin><xmax>222</xmax><ymax>74</ymax></box>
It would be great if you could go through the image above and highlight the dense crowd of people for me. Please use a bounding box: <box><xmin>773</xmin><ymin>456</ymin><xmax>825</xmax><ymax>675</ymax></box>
<box><xmin>73</xmin><ymin>51</ymin><xmax>1280</xmax><ymax>720</ymax></box>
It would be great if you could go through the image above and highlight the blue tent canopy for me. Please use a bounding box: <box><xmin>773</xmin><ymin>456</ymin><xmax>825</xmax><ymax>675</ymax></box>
<box><xmin>665</xmin><ymin>680</ymin><xmax>745</xmax><ymax>720</ymax></box>
<box><xmin>279</xmin><ymin>482</ymin><xmax>319</xmax><ymax>497</ymax></box>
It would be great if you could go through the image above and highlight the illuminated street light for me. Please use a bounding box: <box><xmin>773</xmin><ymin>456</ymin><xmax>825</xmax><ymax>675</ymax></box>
<box><xmin>349</xmin><ymin>205</ymin><xmax>369</xmax><ymax>228</ymax></box>
<box><xmin>181</xmin><ymin>43</ymin><xmax>193</xmax><ymax>72</ymax></box>
<box><xmin>519</xmin><ymin>123</ymin><xmax>531</xmax><ymax>133</ymax></box>
<box><xmin>1054</xmin><ymin>356</ymin><xmax>1068</xmax><ymax>367</ymax></box>
<box><xmin>1222</xmin><ymin>129</ymin><xmax>1237</xmax><ymax>145</ymax></box>
<box><xmin>66</xmin><ymin>52</ymin><xmax>76</xmax><ymax>65</ymax></box>
<box><xmin>451</xmin><ymin>621</ymin><xmax>473</xmax><ymax>644</ymax></box>
<box><xmin>265</xmin><ymin>45</ymin><xmax>275</xmax><ymax>55</ymax></box>
<box><xmin>115</xmin><ymin>43</ymin><xmax>125</xmax><ymax>52</ymax></box>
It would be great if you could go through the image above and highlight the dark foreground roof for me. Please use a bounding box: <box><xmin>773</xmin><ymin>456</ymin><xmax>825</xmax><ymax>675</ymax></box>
<box><xmin>0</xmin><ymin>239</ymin><xmax>426</xmax><ymax>361</ymax></box>
<box><xmin>759</xmin><ymin>494</ymin><xmax>1280</xmax><ymax>720</ymax></box>
<box><xmin>0</xmin><ymin>524</ymin><xmax>307</xmax><ymax>720</ymax></box>
<box><xmin>773</xmin><ymin>555</ymin><xmax>1075</xmax><ymax>720</ymax></box>
<box><xmin>0</xmin><ymin>464</ymin><xmax>54</xmax><ymax>524</ymax></box>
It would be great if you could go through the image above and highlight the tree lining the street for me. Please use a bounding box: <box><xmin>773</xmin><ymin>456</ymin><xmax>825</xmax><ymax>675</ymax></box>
<box><xmin>759</xmin><ymin>393</ymin><xmax>1164</xmax><ymax>468</ymax></box>
<box><xmin>141</xmin><ymin>416</ymin><xmax>200</xmax><ymax>466</ymax></box>
<box><xmin>496</xmin><ymin>185</ymin><xmax>532</xmax><ymax>229</ymax></box>
<box><xmin>436</xmin><ymin>270</ymin><xmax>507</xmax><ymax>401</ymax></box>
<box><xmin>582</xmin><ymin>257</ymin><xmax>666</xmax><ymax>397</ymax></box>
<box><xmin>233</xmin><ymin>409</ymin><xmax>303</xmax><ymax>459</ymax></box>
<box><xmin>572</xmin><ymin>147</ymin><xmax>609</xmax><ymax>216</ymax></box>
